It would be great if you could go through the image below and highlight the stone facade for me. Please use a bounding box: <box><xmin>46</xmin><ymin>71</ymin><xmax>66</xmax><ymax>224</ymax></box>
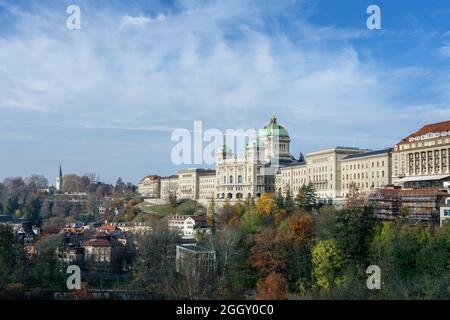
<box><xmin>139</xmin><ymin>117</ymin><xmax>450</xmax><ymax>206</ymax></box>
<box><xmin>392</xmin><ymin>120</ymin><xmax>450</xmax><ymax>188</ymax></box>
<box><xmin>160</xmin><ymin>175</ymin><xmax>179</xmax><ymax>200</ymax></box>
<box><xmin>137</xmin><ymin>175</ymin><xmax>160</xmax><ymax>198</ymax></box>
<box><xmin>276</xmin><ymin>147</ymin><xmax>372</xmax><ymax>201</ymax></box>
<box><xmin>340</xmin><ymin>148</ymin><xmax>392</xmax><ymax>197</ymax></box>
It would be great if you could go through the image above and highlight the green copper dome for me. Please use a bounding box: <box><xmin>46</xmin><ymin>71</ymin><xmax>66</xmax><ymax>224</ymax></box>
<box><xmin>259</xmin><ymin>114</ymin><xmax>289</xmax><ymax>137</ymax></box>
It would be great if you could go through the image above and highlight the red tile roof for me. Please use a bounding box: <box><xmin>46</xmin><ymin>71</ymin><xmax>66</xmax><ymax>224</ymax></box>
<box><xmin>97</xmin><ymin>225</ymin><xmax>117</xmax><ymax>232</ymax></box>
<box><xmin>399</xmin><ymin>120</ymin><xmax>450</xmax><ymax>144</ymax></box>
<box><xmin>139</xmin><ymin>175</ymin><xmax>161</xmax><ymax>182</ymax></box>
<box><xmin>86</xmin><ymin>238</ymin><xmax>111</xmax><ymax>247</ymax></box>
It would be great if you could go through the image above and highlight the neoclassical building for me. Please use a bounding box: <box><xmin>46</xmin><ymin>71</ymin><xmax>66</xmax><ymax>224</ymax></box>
<box><xmin>138</xmin><ymin>116</ymin><xmax>450</xmax><ymax>206</ymax></box>
<box><xmin>214</xmin><ymin>115</ymin><xmax>300</xmax><ymax>201</ymax></box>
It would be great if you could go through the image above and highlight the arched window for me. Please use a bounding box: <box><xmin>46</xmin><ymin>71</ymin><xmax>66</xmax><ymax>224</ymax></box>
<box><xmin>227</xmin><ymin>193</ymin><xmax>233</xmax><ymax>199</ymax></box>
<box><xmin>229</xmin><ymin>175</ymin><xmax>233</xmax><ymax>183</ymax></box>
<box><xmin>238</xmin><ymin>175</ymin><xmax>243</xmax><ymax>184</ymax></box>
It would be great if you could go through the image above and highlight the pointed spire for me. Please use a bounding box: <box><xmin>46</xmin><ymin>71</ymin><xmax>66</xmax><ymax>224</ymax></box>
<box><xmin>222</xmin><ymin>135</ymin><xmax>226</xmax><ymax>159</ymax></box>
<box><xmin>270</xmin><ymin>113</ymin><xmax>276</xmax><ymax>124</ymax></box>
<box><xmin>59</xmin><ymin>165</ymin><xmax>63</xmax><ymax>178</ymax></box>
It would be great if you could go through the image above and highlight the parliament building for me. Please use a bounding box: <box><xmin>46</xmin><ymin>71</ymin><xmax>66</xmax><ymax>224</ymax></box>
<box><xmin>138</xmin><ymin>116</ymin><xmax>450</xmax><ymax>206</ymax></box>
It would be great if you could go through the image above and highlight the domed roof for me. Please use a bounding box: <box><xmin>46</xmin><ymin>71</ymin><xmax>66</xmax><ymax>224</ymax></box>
<box><xmin>260</xmin><ymin>114</ymin><xmax>289</xmax><ymax>137</ymax></box>
<box><xmin>218</xmin><ymin>144</ymin><xmax>232</xmax><ymax>154</ymax></box>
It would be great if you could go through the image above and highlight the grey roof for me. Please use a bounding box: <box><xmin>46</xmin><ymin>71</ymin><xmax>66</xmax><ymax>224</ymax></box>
<box><xmin>342</xmin><ymin>148</ymin><xmax>393</xmax><ymax>160</ymax></box>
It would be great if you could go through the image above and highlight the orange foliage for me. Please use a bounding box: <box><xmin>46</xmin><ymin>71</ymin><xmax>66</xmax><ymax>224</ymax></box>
<box><xmin>287</xmin><ymin>213</ymin><xmax>312</xmax><ymax>246</ymax></box>
<box><xmin>255</xmin><ymin>192</ymin><xmax>276</xmax><ymax>216</ymax></box>
<box><xmin>249</xmin><ymin>228</ymin><xmax>287</xmax><ymax>273</ymax></box>
<box><xmin>256</xmin><ymin>272</ymin><xmax>288</xmax><ymax>300</ymax></box>
<box><xmin>71</xmin><ymin>282</ymin><xmax>94</xmax><ymax>300</ymax></box>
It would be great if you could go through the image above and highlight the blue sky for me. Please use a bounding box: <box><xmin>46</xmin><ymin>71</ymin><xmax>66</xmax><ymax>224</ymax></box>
<box><xmin>0</xmin><ymin>0</ymin><xmax>450</xmax><ymax>184</ymax></box>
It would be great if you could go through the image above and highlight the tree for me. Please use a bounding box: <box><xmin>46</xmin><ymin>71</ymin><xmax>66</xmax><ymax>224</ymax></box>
<box><xmin>218</xmin><ymin>197</ymin><xmax>232</xmax><ymax>228</ymax></box>
<box><xmin>25</xmin><ymin>175</ymin><xmax>48</xmax><ymax>191</ymax></box>
<box><xmin>244</xmin><ymin>193</ymin><xmax>255</xmax><ymax>210</ymax></box>
<box><xmin>312</xmin><ymin>206</ymin><xmax>335</xmax><ymax>241</ymax></box>
<box><xmin>240</xmin><ymin>209</ymin><xmax>264</xmax><ymax>236</ymax></box>
<box><xmin>166</xmin><ymin>192</ymin><xmax>177</xmax><ymax>215</ymax></box>
<box><xmin>24</xmin><ymin>195</ymin><xmax>42</xmax><ymax>225</ymax></box>
<box><xmin>132</xmin><ymin>222</ymin><xmax>181</xmax><ymax>299</ymax></box>
<box><xmin>333</xmin><ymin>207</ymin><xmax>379</xmax><ymax>266</ymax></box>
<box><xmin>255</xmin><ymin>192</ymin><xmax>275</xmax><ymax>216</ymax></box>
<box><xmin>312</xmin><ymin>240</ymin><xmax>345</xmax><ymax>289</ymax></box>
<box><xmin>286</xmin><ymin>213</ymin><xmax>313</xmax><ymax>246</ymax></box>
<box><xmin>0</xmin><ymin>224</ymin><xmax>27</xmax><ymax>298</ymax></box>
<box><xmin>369</xmin><ymin>222</ymin><xmax>450</xmax><ymax>299</ymax></box>
<box><xmin>249</xmin><ymin>228</ymin><xmax>288</xmax><ymax>274</ymax></box>
<box><xmin>32</xmin><ymin>234</ymin><xmax>66</xmax><ymax>292</ymax></box>
<box><xmin>115</xmin><ymin>177</ymin><xmax>126</xmax><ymax>194</ymax></box>
<box><xmin>400</xmin><ymin>206</ymin><xmax>410</xmax><ymax>218</ymax></box>
<box><xmin>284</xmin><ymin>186</ymin><xmax>295</xmax><ymax>215</ymax></box>
<box><xmin>295</xmin><ymin>183</ymin><xmax>317</xmax><ymax>212</ymax></box>
<box><xmin>346</xmin><ymin>182</ymin><xmax>366</xmax><ymax>208</ymax></box>
<box><xmin>256</xmin><ymin>272</ymin><xmax>288</xmax><ymax>300</ymax></box>
<box><xmin>305</xmin><ymin>183</ymin><xmax>318</xmax><ymax>212</ymax></box>
<box><xmin>206</xmin><ymin>196</ymin><xmax>216</xmax><ymax>234</ymax></box>
<box><xmin>274</xmin><ymin>189</ymin><xmax>284</xmax><ymax>210</ymax></box>
<box><xmin>40</xmin><ymin>199</ymin><xmax>52</xmax><ymax>218</ymax></box>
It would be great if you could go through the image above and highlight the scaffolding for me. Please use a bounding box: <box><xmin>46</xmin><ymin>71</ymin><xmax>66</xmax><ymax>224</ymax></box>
<box><xmin>368</xmin><ymin>187</ymin><xmax>447</xmax><ymax>225</ymax></box>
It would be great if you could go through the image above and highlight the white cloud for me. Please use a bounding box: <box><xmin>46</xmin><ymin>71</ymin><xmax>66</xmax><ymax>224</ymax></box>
<box><xmin>439</xmin><ymin>44</ymin><xmax>450</xmax><ymax>57</ymax></box>
<box><xmin>118</xmin><ymin>13</ymin><xmax>167</xmax><ymax>30</ymax></box>
<box><xmin>0</xmin><ymin>0</ymin><xmax>449</xmax><ymax>182</ymax></box>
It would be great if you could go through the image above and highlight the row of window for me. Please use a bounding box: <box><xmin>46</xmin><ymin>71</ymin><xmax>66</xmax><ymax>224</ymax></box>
<box><xmin>343</xmin><ymin>160</ymin><xmax>385</xmax><ymax>171</ymax></box>
<box><xmin>342</xmin><ymin>171</ymin><xmax>385</xmax><ymax>180</ymax></box>
<box><xmin>223</xmin><ymin>175</ymin><xmax>244</xmax><ymax>184</ymax></box>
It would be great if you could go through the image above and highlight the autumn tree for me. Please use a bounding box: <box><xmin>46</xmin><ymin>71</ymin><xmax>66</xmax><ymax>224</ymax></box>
<box><xmin>345</xmin><ymin>182</ymin><xmax>366</xmax><ymax>208</ymax></box>
<box><xmin>249</xmin><ymin>228</ymin><xmax>288</xmax><ymax>274</ymax></box>
<box><xmin>286</xmin><ymin>213</ymin><xmax>313</xmax><ymax>246</ymax></box>
<box><xmin>255</xmin><ymin>192</ymin><xmax>275</xmax><ymax>216</ymax></box>
<box><xmin>256</xmin><ymin>272</ymin><xmax>288</xmax><ymax>300</ymax></box>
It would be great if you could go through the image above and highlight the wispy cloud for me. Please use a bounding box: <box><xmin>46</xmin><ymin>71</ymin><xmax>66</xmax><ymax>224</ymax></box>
<box><xmin>0</xmin><ymin>0</ymin><xmax>449</xmax><ymax>182</ymax></box>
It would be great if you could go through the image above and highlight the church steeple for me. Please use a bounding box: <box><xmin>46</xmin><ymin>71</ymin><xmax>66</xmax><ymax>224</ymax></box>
<box><xmin>56</xmin><ymin>165</ymin><xmax>63</xmax><ymax>192</ymax></box>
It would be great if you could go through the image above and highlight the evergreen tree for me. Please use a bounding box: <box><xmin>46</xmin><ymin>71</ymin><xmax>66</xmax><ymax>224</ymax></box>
<box><xmin>284</xmin><ymin>185</ymin><xmax>295</xmax><ymax>215</ymax></box>
<box><xmin>305</xmin><ymin>183</ymin><xmax>318</xmax><ymax>212</ymax></box>
<box><xmin>274</xmin><ymin>189</ymin><xmax>284</xmax><ymax>210</ymax></box>
<box><xmin>207</xmin><ymin>195</ymin><xmax>216</xmax><ymax>234</ymax></box>
<box><xmin>295</xmin><ymin>185</ymin><xmax>307</xmax><ymax>211</ymax></box>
